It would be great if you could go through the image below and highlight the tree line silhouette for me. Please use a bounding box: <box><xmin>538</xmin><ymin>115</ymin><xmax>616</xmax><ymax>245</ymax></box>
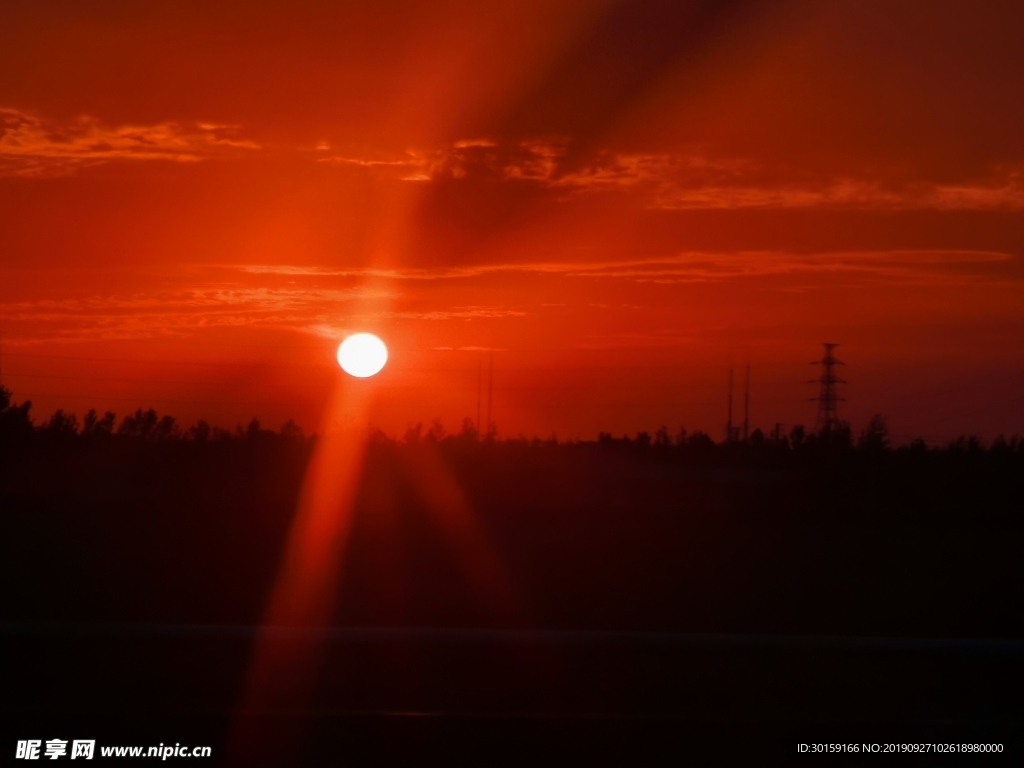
<box><xmin>0</xmin><ymin>386</ymin><xmax>306</xmax><ymax>445</ymax></box>
<box><xmin>2</xmin><ymin>385</ymin><xmax>1020</xmax><ymax>455</ymax></box>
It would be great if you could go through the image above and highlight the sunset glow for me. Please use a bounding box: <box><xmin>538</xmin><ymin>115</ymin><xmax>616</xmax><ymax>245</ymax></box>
<box><xmin>4</xmin><ymin>4</ymin><xmax>1023</xmax><ymax>758</ymax></box>
<box><xmin>1</xmin><ymin>1</ymin><xmax>1022</xmax><ymax>442</ymax></box>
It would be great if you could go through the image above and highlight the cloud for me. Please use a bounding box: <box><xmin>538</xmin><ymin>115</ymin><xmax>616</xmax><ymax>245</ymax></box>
<box><xmin>554</xmin><ymin>151</ymin><xmax>752</xmax><ymax>191</ymax></box>
<box><xmin>9</xmin><ymin>110</ymin><xmax>1023</xmax><ymax>211</ymax></box>
<box><xmin>382</xmin><ymin>307</ymin><xmax>527</xmax><ymax>321</ymax></box>
<box><xmin>432</xmin><ymin>345</ymin><xmax>506</xmax><ymax>352</ymax></box>
<box><xmin>0</xmin><ymin>274</ymin><xmax>529</xmax><ymax>345</ymax></box>
<box><xmin>0</xmin><ymin>285</ymin><xmax>379</xmax><ymax>344</ymax></box>
<box><xmin>315</xmin><ymin>153</ymin><xmax>419</xmax><ymax>168</ymax></box>
<box><xmin>0</xmin><ymin>108</ymin><xmax>261</xmax><ymax>177</ymax></box>
<box><xmin>238</xmin><ymin>263</ymin><xmax>491</xmax><ymax>280</ymax></box>
<box><xmin>650</xmin><ymin>178</ymin><xmax>1024</xmax><ymax>211</ymax></box>
<box><xmin>3</xmin><ymin>248</ymin><xmax>1016</xmax><ymax>347</ymax></box>
<box><xmin>561</xmin><ymin>249</ymin><xmax>1017</xmax><ymax>286</ymax></box>
<box><xmin>315</xmin><ymin>138</ymin><xmax>570</xmax><ymax>183</ymax></box>
<box><xmin>233</xmin><ymin>248</ymin><xmax>1016</xmax><ymax>288</ymax></box>
<box><xmin>550</xmin><ymin>151</ymin><xmax>1024</xmax><ymax>211</ymax></box>
<box><xmin>323</xmin><ymin>137</ymin><xmax>1024</xmax><ymax>211</ymax></box>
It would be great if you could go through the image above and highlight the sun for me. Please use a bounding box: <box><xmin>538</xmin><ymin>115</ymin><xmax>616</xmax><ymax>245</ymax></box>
<box><xmin>337</xmin><ymin>333</ymin><xmax>388</xmax><ymax>378</ymax></box>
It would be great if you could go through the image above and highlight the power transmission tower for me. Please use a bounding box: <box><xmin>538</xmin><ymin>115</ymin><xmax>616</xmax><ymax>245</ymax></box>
<box><xmin>810</xmin><ymin>343</ymin><xmax>845</xmax><ymax>432</ymax></box>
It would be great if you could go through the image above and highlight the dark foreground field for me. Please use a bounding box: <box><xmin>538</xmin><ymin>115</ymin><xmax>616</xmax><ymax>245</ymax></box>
<box><xmin>3</xmin><ymin>433</ymin><xmax>1021</xmax><ymax>634</ymax></box>
<box><xmin>2</xmin><ymin>431</ymin><xmax>1022</xmax><ymax>763</ymax></box>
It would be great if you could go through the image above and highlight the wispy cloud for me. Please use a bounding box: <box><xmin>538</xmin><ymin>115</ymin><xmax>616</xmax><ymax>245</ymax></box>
<box><xmin>0</xmin><ymin>277</ymin><xmax>528</xmax><ymax>345</ymax></box>
<box><xmin>432</xmin><ymin>345</ymin><xmax>507</xmax><ymax>352</ymax></box>
<box><xmin>315</xmin><ymin>154</ymin><xmax>419</xmax><ymax>168</ymax></box>
<box><xmin>0</xmin><ymin>108</ymin><xmax>261</xmax><ymax>177</ymax></box>
<box><xmin>554</xmin><ymin>151</ymin><xmax>751</xmax><ymax>191</ymax></box>
<box><xmin>322</xmin><ymin>137</ymin><xmax>1024</xmax><ymax>211</ymax></box>
<box><xmin>561</xmin><ymin>250</ymin><xmax>1017</xmax><ymax>286</ymax></box>
<box><xmin>382</xmin><ymin>307</ymin><xmax>527</xmax><ymax>320</ymax></box>
<box><xmin>553</xmin><ymin>151</ymin><xmax>1024</xmax><ymax>211</ymax></box>
<box><xmin>232</xmin><ymin>249</ymin><xmax>1016</xmax><ymax>287</ymax></box>
<box><xmin>4</xmin><ymin>249</ymin><xmax>1014</xmax><ymax>346</ymax></box>
<box><xmin>315</xmin><ymin>138</ymin><xmax>570</xmax><ymax>183</ymax></box>
<box><xmin>0</xmin><ymin>286</ymin><xmax>378</xmax><ymax>344</ymax></box>
<box><xmin>650</xmin><ymin>178</ymin><xmax>1024</xmax><ymax>211</ymax></box>
<box><xmin>10</xmin><ymin>111</ymin><xmax>1023</xmax><ymax>212</ymax></box>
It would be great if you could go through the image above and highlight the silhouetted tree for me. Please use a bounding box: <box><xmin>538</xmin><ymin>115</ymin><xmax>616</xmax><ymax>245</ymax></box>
<box><xmin>43</xmin><ymin>409</ymin><xmax>79</xmax><ymax>438</ymax></box>
<box><xmin>189</xmin><ymin>420</ymin><xmax>211</xmax><ymax>442</ymax></box>
<box><xmin>279</xmin><ymin>419</ymin><xmax>305</xmax><ymax>441</ymax></box>
<box><xmin>403</xmin><ymin>422</ymin><xmax>424</xmax><ymax>445</ymax></box>
<box><xmin>905</xmin><ymin>437</ymin><xmax>928</xmax><ymax>453</ymax></box>
<box><xmin>857</xmin><ymin>414</ymin><xmax>889</xmax><ymax>451</ymax></box>
<box><xmin>426</xmin><ymin>419</ymin><xmax>446</xmax><ymax>443</ymax></box>
<box><xmin>0</xmin><ymin>389</ymin><xmax>34</xmax><ymax>460</ymax></box>
<box><xmin>242</xmin><ymin>418</ymin><xmax>278</xmax><ymax>442</ymax></box>
<box><xmin>96</xmin><ymin>411</ymin><xmax>116</xmax><ymax>436</ymax></box>
<box><xmin>811</xmin><ymin>420</ymin><xmax>852</xmax><ymax>449</ymax></box>
<box><xmin>459</xmin><ymin>417</ymin><xmax>479</xmax><ymax>442</ymax></box>
<box><xmin>687</xmin><ymin>431</ymin><xmax>714</xmax><ymax>452</ymax></box>
<box><xmin>246</xmin><ymin>418</ymin><xmax>262</xmax><ymax>440</ymax></box>
<box><xmin>789</xmin><ymin>425</ymin><xmax>806</xmax><ymax>449</ymax></box>
<box><xmin>948</xmin><ymin>434</ymin><xmax>983</xmax><ymax>452</ymax></box>
<box><xmin>990</xmin><ymin>434</ymin><xmax>1019</xmax><ymax>454</ymax></box>
<box><xmin>118</xmin><ymin>409</ymin><xmax>159</xmax><ymax>439</ymax></box>
<box><xmin>153</xmin><ymin>415</ymin><xmax>179</xmax><ymax>441</ymax></box>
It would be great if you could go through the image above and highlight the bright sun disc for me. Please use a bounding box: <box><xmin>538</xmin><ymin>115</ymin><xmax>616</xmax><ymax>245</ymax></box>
<box><xmin>337</xmin><ymin>333</ymin><xmax>388</xmax><ymax>378</ymax></box>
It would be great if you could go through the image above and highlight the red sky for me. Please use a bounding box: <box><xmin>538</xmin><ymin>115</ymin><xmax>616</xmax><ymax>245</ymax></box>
<box><xmin>2</xmin><ymin>0</ymin><xmax>1023</xmax><ymax>442</ymax></box>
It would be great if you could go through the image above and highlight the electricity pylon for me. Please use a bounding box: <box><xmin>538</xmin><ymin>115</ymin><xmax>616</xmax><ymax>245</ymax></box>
<box><xmin>810</xmin><ymin>343</ymin><xmax>845</xmax><ymax>432</ymax></box>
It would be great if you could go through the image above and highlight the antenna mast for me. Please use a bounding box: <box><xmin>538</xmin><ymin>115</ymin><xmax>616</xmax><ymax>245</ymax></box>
<box><xmin>487</xmin><ymin>353</ymin><xmax>493</xmax><ymax>439</ymax></box>
<box><xmin>726</xmin><ymin>366</ymin><xmax>734</xmax><ymax>442</ymax></box>
<box><xmin>743</xmin><ymin>361</ymin><xmax>750</xmax><ymax>441</ymax></box>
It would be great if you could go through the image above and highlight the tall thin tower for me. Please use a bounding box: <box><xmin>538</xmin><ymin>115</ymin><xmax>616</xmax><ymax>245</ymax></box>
<box><xmin>743</xmin><ymin>362</ymin><xmax>750</xmax><ymax>441</ymax></box>
<box><xmin>486</xmin><ymin>352</ymin><xmax>493</xmax><ymax>439</ymax></box>
<box><xmin>476</xmin><ymin>357</ymin><xmax>482</xmax><ymax>435</ymax></box>
<box><xmin>810</xmin><ymin>343</ymin><xmax>845</xmax><ymax>432</ymax></box>
<box><xmin>726</xmin><ymin>366</ymin><xmax>734</xmax><ymax>442</ymax></box>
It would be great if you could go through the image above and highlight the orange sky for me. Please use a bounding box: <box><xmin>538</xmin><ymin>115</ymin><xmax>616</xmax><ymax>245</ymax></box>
<box><xmin>2</xmin><ymin>0</ymin><xmax>1023</xmax><ymax>442</ymax></box>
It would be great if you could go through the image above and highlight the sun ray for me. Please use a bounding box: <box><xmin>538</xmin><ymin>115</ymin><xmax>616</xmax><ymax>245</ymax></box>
<box><xmin>229</xmin><ymin>379</ymin><xmax>370</xmax><ymax>760</ymax></box>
